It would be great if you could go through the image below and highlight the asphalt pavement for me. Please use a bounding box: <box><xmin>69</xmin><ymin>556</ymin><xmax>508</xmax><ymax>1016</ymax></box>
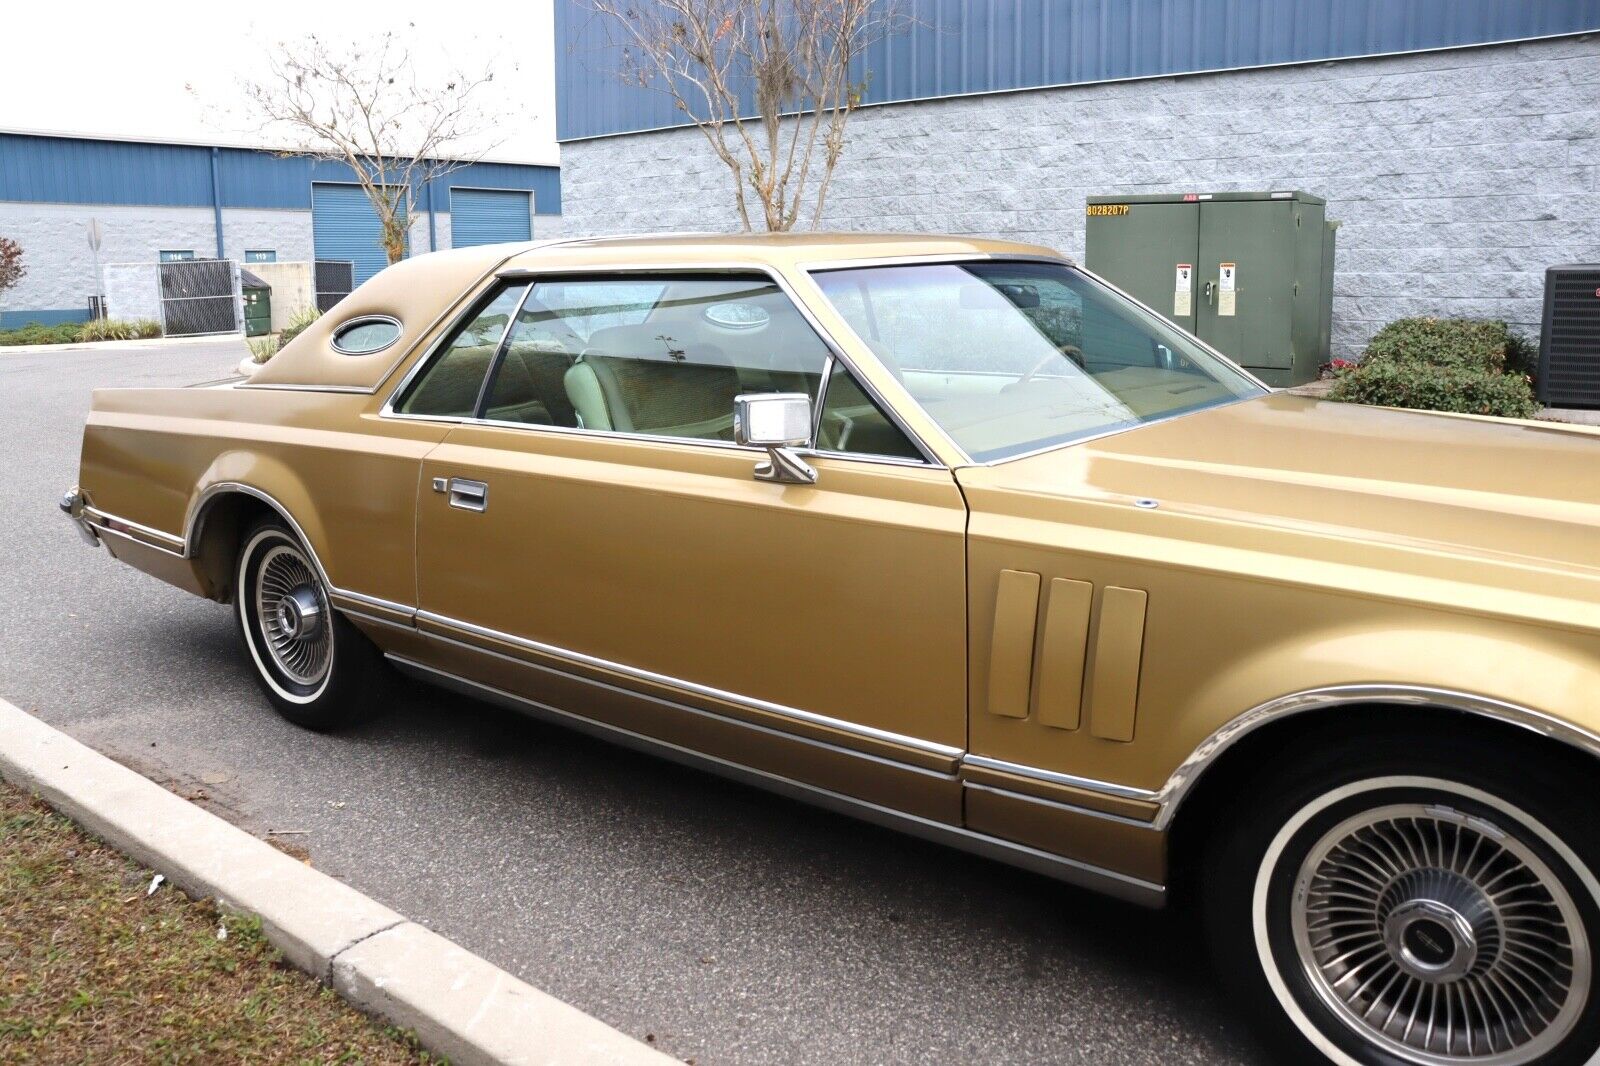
<box><xmin>0</xmin><ymin>337</ymin><xmax>1267</xmax><ymax>1065</ymax></box>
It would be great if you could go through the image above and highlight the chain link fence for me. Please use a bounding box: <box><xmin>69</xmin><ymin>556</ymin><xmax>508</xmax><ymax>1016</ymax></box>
<box><xmin>159</xmin><ymin>260</ymin><xmax>241</xmax><ymax>335</ymax></box>
<box><xmin>315</xmin><ymin>261</ymin><xmax>355</xmax><ymax>312</ymax></box>
<box><xmin>104</xmin><ymin>259</ymin><xmax>244</xmax><ymax>336</ymax></box>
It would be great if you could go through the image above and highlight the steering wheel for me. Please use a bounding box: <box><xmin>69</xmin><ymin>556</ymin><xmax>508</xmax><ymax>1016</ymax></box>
<box><xmin>1015</xmin><ymin>344</ymin><xmax>1084</xmax><ymax>388</ymax></box>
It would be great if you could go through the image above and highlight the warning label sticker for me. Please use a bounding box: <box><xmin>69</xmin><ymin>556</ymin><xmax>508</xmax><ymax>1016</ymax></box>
<box><xmin>1218</xmin><ymin>262</ymin><xmax>1237</xmax><ymax>317</ymax></box>
<box><xmin>1174</xmin><ymin>264</ymin><xmax>1192</xmax><ymax>317</ymax></box>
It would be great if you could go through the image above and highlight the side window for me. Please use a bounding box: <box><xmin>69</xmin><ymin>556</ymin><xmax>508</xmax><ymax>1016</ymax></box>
<box><xmin>480</xmin><ymin>275</ymin><xmax>830</xmax><ymax>441</ymax></box>
<box><xmin>397</xmin><ymin>284</ymin><xmax>528</xmax><ymax>417</ymax></box>
<box><xmin>817</xmin><ymin>363</ymin><xmax>923</xmax><ymax>461</ymax></box>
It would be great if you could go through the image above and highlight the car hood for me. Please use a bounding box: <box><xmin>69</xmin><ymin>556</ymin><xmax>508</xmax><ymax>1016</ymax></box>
<box><xmin>954</xmin><ymin>393</ymin><xmax>1600</xmax><ymax>620</ymax></box>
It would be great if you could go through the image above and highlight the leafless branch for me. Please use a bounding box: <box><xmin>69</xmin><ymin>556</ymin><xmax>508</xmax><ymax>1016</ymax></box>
<box><xmin>240</xmin><ymin>31</ymin><xmax>507</xmax><ymax>264</ymax></box>
<box><xmin>583</xmin><ymin>0</ymin><xmax>908</xmax><ymax>232</ymax></box>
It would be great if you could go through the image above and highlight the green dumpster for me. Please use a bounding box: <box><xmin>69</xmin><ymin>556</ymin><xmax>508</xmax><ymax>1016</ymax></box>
<box><xmin>242</xmin><ymin>270</ymin><xmax>272</xmax><ymax>338</ymax></box>
<box><xmin>1084</xmin><ymin>191</ymin><xmax>1337</xmax><ymax>387</ymax></box>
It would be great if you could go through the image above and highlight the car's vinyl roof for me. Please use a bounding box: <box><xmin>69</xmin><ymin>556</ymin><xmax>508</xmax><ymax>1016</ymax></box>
<box><xmin>497</xmin><ymin>231</ymin><xmax>1065</xmax><ymax>270</ymax></box>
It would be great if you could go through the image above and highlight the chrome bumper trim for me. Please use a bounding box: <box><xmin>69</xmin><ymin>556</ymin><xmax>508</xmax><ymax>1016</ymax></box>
<box><xmin>59</xmin><ymin>487</ymin><xmax>101</xmax><ymax>547</ymax></box>
<box><xmin>81</xmin><ymin>505</ymin><xmax>186</xmax><ymax>557</ymax></box>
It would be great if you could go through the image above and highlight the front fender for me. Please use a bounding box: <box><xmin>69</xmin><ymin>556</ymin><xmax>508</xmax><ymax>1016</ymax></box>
<box><xmin>1153</xmin><ymin>616</ymin><xmax>1600</xmax><ymax>828</ymax></box>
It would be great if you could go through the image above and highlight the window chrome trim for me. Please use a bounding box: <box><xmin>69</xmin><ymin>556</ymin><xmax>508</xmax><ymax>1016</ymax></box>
<box><xmin>329</xmin><ymin>314</ymin><xmax>404</xmax><ymax>356</ymax></box>
<box><xmin>378</xmin><ymin>261</ymin><xmax>947</xmax><ymax>469</ymax></box>
<box><xmin>389</xmin><ymin>654</ymin><xmax>1165</xmax><ymax>907</ymax></box>
<box><xmin>470</xmin><ymin>281</ymin><xmax>536</xmax><ymax>419</ymax></box>
<box><xmin>416</xmin><ymin>608</ymin><xmax>965</xmax><ymax>762</ymax></box>
<box><xmin>961</xmin><ymin>753</ymin><xmax>1161</xmax><ymax>803</ymax></box>
<box><xmin>1152</xmin><ymin>684</ymin><xmax>1600</xmax><ymax>831</ymax></box>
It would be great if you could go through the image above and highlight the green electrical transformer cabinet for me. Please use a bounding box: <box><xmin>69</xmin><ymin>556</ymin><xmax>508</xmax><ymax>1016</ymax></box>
<box><xmin>1084</xmin><ymin>191</ymin><xmax>1337</xmax><ymax>387</ymax></box>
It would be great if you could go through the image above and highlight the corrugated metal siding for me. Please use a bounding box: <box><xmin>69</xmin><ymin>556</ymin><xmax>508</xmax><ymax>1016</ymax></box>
<box><xmin>1</xmin><ymin>132</ymin><xmax>560</xmax><ymax>213</ymax></box>
<box><xmin>449</xmin><ymin>188</ymin><xmax>534</xmax><ymax>246</ymax></box>
<box><xmin>312</xmin><ymin>182</ymin><xmax>406</xmax><ymax>286</ymax></box>
<box><xmin>556</xmin><ymin>0</ymin><xmax>1600</xmax><ymax>140</ymax></box>
<box><xmin>0</xmin><ymin>133</ymin><xmax>214</xmax><ymax>206</ymax></box>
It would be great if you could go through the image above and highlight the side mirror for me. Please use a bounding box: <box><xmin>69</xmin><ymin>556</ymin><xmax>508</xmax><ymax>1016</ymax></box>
<box><xmin>734</xmin><ymin>393</ymin><xmax>816</xmax><ymax>485</ymax></box>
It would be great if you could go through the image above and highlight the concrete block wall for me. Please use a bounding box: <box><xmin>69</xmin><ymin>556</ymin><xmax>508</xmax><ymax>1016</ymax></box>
<box><xmin>0</xmin><ymin>201</ymin><xmax>218</xmax><ymax>319</ymax></box>
<box><xmin>558</xmin><ymin>34</ymin><xmax>1600</xmax><ymax>357</ymax></box>
<box><xmin>223</xmin><ymin>209</ymin><xmax>314</xmax><ymax>265</ymax></box>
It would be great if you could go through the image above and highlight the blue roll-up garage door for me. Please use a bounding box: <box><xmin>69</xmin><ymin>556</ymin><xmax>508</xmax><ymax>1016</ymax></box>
<box><xmin>450</xmin><ymin>188</ymin><xmax>533</xmax><ymax>248</ymax></box>
<box><xmin>312</xmin><ymin>183</ymin><xmax>406</xmax><ymax>286</ymax></box>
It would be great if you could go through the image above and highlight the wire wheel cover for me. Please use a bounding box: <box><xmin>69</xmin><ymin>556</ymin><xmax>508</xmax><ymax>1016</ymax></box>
<box><xmin>253</xmin><ymin>544</ymin><xmax>332</xmax><ymax>687</ymax></box>
<box><xmin>1292</xmin><ymin>802</ymin><xmax>1589</xmax><ymax>1064</ymax></box>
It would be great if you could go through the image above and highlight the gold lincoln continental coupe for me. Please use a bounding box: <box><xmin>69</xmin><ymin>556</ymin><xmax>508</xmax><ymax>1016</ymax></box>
<box><xmin>64</xmin><ymin>234</ymin><xmax>1600</xmax><ymax>1065</ymax></box>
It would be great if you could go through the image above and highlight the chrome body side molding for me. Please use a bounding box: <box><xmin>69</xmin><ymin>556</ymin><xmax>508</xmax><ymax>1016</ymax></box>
<box><xmin>961</xmin><ymin>753</ymin><xmax>1161</xmax><ymax>804</ymax></box>
<box><xmin>389</xmin><ymin>654</ymin><xmax>1166</xmax><ymax>908</ymax></box>
<box><xmin>416</xmin><ymin>610</ymin><xmax>965</xmax><ymax>763</ymax></box>
<box><xmin>1150</xmin><ymin>684</ymin><xmax>1600</xmax><ymax>831</ymax></box>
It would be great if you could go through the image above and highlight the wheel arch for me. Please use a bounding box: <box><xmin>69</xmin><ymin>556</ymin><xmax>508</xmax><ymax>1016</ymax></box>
<box><xmin>184</xmin><ymin>481</ymin><xmax>335</xmax><ymax>602</ymax></box>
<box><xmin>1163</xmin><ymin>686</ymin><xmax>1600</xmax><ymax>898</ymax></box>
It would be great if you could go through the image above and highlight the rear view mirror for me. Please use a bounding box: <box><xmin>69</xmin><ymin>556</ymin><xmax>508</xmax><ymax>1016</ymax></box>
<box><xmin>734</xmin><ymin>393</ymin><xmax>816</xmax><ymax>485</ymax></box>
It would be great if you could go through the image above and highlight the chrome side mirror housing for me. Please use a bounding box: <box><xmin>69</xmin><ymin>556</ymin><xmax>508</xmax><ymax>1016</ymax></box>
<box><xmin>733</xmin><ymin>393</ymin><xmax>816</xmax><ymax>485</ymax></box>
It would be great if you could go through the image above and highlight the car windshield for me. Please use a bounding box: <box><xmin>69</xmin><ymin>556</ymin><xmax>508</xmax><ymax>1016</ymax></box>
<box><xmin>811</xmin><ymin>260</ymin><xmax>1264</xmax><ymax>462</ymax></box>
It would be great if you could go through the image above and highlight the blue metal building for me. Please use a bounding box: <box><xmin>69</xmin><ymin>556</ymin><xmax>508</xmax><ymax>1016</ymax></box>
<box><xmin>0</xmin><ymin>130</ymin><xmax>562</xmax><ymax>328</ymax></box>
<box><xmin>552</xmin><ymin>0</ymin><xmax>1600</xmax><ymax>358</ymax></box>
<box><xmin>556</xmin><ymin>0</ymin><xmax>1600</xmax><ymax>140</ymax></box>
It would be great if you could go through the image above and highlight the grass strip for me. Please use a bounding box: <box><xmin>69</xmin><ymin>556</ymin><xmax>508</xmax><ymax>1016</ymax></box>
<box><xmin>0</xmin><ymin>780</ymin><xmax>441</xmax><ymax>1064</ymax></box>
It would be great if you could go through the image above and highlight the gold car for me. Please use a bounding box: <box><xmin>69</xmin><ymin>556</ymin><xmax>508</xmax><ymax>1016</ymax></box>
<box><xmin>64</xmin><ymin>234</ymin><xmax>1600</xmax><ymax>1065</ymax></box>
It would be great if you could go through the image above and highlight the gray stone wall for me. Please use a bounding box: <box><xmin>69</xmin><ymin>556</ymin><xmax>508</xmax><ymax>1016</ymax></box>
<box><xmin>223</xmin><ymin>208</ymin><xmax>314</xmax><ymax>265</ymax></box>
<box><xmin>559</xmin><ymin>34</ymin><xmax>1600</xmax><ymax>356</ymax></box>
<box><xmin>0</xmin><ymin>201</ymin><xmax>218</xmax><ymax>316</ymax></box>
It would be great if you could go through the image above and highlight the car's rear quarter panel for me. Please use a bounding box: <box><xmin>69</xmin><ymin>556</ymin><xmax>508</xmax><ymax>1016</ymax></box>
<box><xmin>80</xmin><ymin>386</ymin><xmax>450</xmax><ymax>607</ymax></box>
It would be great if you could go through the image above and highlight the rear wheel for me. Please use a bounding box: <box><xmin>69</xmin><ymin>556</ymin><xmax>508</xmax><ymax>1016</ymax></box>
<box><xmin>1204</xmin><ymin>734</ymin><xmax>1600</xmax><ymax>1065</ymax></box>
<box><xmin>234</xmin><ymin>519</ymin><xmax>383</xmax><ymax>731</ymax></box>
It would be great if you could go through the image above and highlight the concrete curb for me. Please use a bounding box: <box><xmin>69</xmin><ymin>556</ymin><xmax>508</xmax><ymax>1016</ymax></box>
<box><xmin>0</xmin><ymin>698</ymin><xmax>673</xmax><ymax>1066</ymax></box>
<box><xmin>0</xmin><ymin>333</ymin><xmax>242</xmax><ymax>355</ymax></box>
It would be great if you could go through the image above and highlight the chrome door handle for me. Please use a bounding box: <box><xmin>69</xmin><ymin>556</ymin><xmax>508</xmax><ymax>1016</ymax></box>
<box><xmin>442</xmin><ymin>478</ymin><xmax>488</xmax><ymax>512</ymax></box>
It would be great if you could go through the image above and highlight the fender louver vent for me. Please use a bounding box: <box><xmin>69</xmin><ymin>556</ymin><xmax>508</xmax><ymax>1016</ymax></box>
<box><xmin>1539</xmin><ymin>265</ymin><xmax>1600</xmax><ymax>408</ymax></box>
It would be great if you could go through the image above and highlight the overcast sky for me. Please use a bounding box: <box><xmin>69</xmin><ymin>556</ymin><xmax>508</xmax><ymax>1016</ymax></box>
<box><xmin>0</xmin><ymin>0</ymin><xmax>560</xmax><ymax>165</ymax></box>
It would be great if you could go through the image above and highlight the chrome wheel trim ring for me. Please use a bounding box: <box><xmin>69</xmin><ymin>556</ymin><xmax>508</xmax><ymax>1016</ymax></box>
<box><xmin>238</xmin><ymin>530</ymin><xmax>335</xmax><ymax>705</ymax></box>
<box><xmin>1255</xmin><ymin>777</ymin><xmax>1599</xmax><ymax>1066</ymax></box>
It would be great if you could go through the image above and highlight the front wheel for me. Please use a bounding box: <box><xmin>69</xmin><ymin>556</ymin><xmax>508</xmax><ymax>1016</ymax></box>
<box><xmin>1205</xmin><ymin>735</ymin><xmax>1600</xmax><ymax>1065</ymax></box>
<box><xmin>234</xmin><ymin>519</ymin><xmax>384</xmax><ymax>731</ymax></box>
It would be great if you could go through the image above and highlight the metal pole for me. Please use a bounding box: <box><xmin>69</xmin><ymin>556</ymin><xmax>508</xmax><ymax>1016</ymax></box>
<box><xmin>210</xmin><ymin>147</ymin><xmax>225</xmax><ymax>260</ymax></box>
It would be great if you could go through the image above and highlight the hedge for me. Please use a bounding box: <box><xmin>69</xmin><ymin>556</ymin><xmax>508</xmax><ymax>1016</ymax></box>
<box><xmin>1329</xmin><ymin>316</ymin><xmax>1538</xmax><ymax>420</ymax></box>
<box><xmin>1360</xmin><ymin>316</ymin><xmax>1536</xmax><ymax>378</ymax></box>
<box><xmin>1329</xmin><ymin>359</ymin><xmax>1538</xmax><ymax>419</ymax></box>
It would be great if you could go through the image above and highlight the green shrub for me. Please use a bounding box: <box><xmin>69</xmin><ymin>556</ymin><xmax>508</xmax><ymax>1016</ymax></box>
<box><xmin>1329</xmin><ymin>360</ymin><xmax>1537</xmax><ymax>419</ymax></box>
<box><xmin>77</xmin><ymin>317</ymin><xmax>164</xmax><ymax>342</ymax></box>
<box><xmin>0</xmin><ymin>321</ymin><xmax>83</xmax><ymax>346</ymax></box>
<box><xmin>246</xmin><ymin>336</ymin><xmax>280</xmax><ymax>364</ymax></box>
<box><xmin>1360</xmin><ymin>316</ymin><xmax>1529</xmax><ymax>375</ymax></box>
<box><xmin>278</xmin><ymin>306</ymin><xmax>321</xmax><ymax>347</ymax></box>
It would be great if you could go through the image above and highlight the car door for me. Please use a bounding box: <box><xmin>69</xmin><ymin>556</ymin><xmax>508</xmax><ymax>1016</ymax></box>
<box><xmin>397</xmin><ymin>270</ymin><xmax>969</xmax><ymax>822</ymax></box>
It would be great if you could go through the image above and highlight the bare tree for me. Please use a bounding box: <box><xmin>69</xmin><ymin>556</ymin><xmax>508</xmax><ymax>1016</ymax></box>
<box><xmin>241</xmin><ymin>32</ymin><xmax>503</xmax><ymax>265</ymax></box>
<box><xmin>0</xmin><ymin>237</ymin><xmax>24</xmax><ymax>315</ymax></box>
<box><xmin>583</xmin><ymin>0</ymin><xmax>905</xmax><ymax>231</ymax></box>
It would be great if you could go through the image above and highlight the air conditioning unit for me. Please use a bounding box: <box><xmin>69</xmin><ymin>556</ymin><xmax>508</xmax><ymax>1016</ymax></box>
<box><xmin>1539</xmin><ymin>265</ymin><xmax>1600</xmax><ymax>408</ymax></box>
